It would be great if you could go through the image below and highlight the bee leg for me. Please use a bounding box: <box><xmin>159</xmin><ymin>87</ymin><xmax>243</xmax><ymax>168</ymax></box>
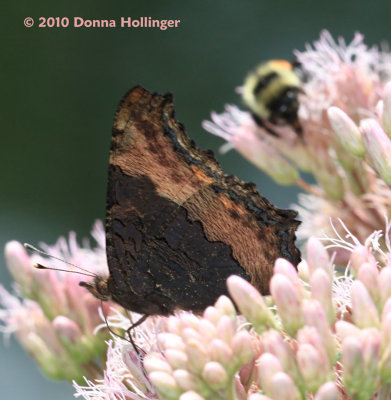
<box><xmin>250</xmin><ymin>113</ymin><xmax>280</xmax><ymax>137</ymax></box>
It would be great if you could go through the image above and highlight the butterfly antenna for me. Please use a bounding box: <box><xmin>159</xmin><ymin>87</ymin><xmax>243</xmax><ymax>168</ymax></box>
<box><xmin>24</xmin><ymin>243</ymin><xmax>96</xmax><ymax>278</ymax></box>
<box><xmin>32</xmin><ymin>263</ymin><xmax>95</xmax><ymax>278</ymax></box>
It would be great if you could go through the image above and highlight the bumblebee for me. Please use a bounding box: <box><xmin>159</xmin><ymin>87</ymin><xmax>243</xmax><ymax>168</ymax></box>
<box><xmin>242</xmin><ymin>60</ymin><xmax>303</xmax><ymax>137</ymax></box>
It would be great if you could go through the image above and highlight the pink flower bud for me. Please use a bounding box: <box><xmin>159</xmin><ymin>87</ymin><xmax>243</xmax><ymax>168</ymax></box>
<box><xmin>302</xmin><ymin>300</ymin><xmax>337</xmax><ymax>363</ymax></box>
<box><xmin>360</xmin><ymin>329</ymin><xmax>381</xmax><ymax>374</ymax></box>
<box><xmin>232</xmin><ymin>330</ymin><xmax>255</xmax><ymax>365</ymax></box>
<box><xmin>269</xmin><ymin>372</ymin><xmax>301</xmax><ymax>400</ymax></box>
<box><xmin>165</xmin><ymin>349</ymin><xmax>189</xmax><ymax>370</ymax></box>
<box><xmin>173</xmin><ymin>370</ymin><xmax>201</xmax><ymax>392</ymax></box>
<box><xmin>310</xmin><ymin>269</ymin><xmax>335</xmax><ymax>325</ymax></box>
<box><xmin>382</xmin><ymin>297</ymin><xmax>391</xmax><ymax>321</ymax></box>
<box><xmin>203</xmin><ymin>306</ymin><xmax>222</xmax><ymax>324</ymax></box>
<box><xmin>216</xmin><ymin>315</ymin><xmax>236</xmax><ymax>345</ymax></box>
<box><xmin>226</xmin><ymin>125</ymin><xmax>299</xmax><ymax>184</ymax></box>
<box><xmin>149</xmin><ymin>371</ymin><xmax>182</xmax><ymax>400</ymax></box>
<box><xmin>214</xmin><ymin>295</ymin><xmax>236</xmax><ymax>317</ymax></box>
<box><xmin>382</xmin><ymin>298</ymin><xmax>391</xmax><ymax>320</ymax></box>
<box><xmin>196</xmin><ymin>319</ymin><xmax>217</xmax><ymax>342</ymax></box>
<box><xmin>179</xmin><ymin>391</ymin><xmax>205</xmax><ymax>400</ymax></box>
<box><xmin>22</xmin><ymin>332</ymin><xmax>65</xmax><ymax>380</ymax></box>
<box><xmin>257</xmin><ymin>353</ymin><xmax>283</xmax><ymax>395</ymax></box>
<box><xmin>144</xmin><ymin>354</ymin><xmax>173</xmax><ymax>374</ymax></box>
<box><xmin>328</xmin><ymin>106</ymin><xmax>365</xmax><ymax>157</ymax></box>
<box><xmin>27</xmin><ymin>312</ymin><xmax>64</xmax><ymax>356</ymax></box>
<box><xmin>360</xmin><ymin>118</ymin><xmax>391</xmax><ymax>185</ymax></box>
<box><xmin>185</xmin><ymin>339</ymin><xmax>210</xmax><ymax>374</ymax></box>
<box><xmin>379</xmin><ymin>267</ymin><xmax>391</xmax><ymax>307</ymax></box>
<box><xmin>376</xmin><ymin>99</ymin><xmax>384</xmax><ymax>120</ymax></box>
<box><xmin>35</xmin><ymin>271</ymin><xmax>67</xmax><ymax>319</ymax></box>
<box><xmin>314</xmin><ymin>382</ymin><xmax>340</xmax><ymax>400</ymax></box>
<box><xmin>209</xmin><ymin>338</ymin><xmax>233</xmax><ymax>365</ymax></box>
<box><xmin>297</xmin><ymin>260</ymin><xmax>310</xmax><ymax>282</ymax></box>
<box><xmin>261</xmin><ymin>330</ymin><xmax>297</xmax><ymax>377</ymax></box>
<box><xmin>227</xmin><ymin>276</ymin><xmax>277</xmax><ymax>333</ymax></box>
<box><xmin>381</xmin><ymin>313</ymin><xmax>391</xmax><ymax>356</ymax></box>
<box><xmin>274</xmin><ymin>258</ymin><xmax>304</xmax><ymax>295</ymax></box>
<box><xmin>349</xmin><ymin>245</ymin><xmax>377</xmax><ymax>277</ymax></box>
<box><xmin>64</xmin><ymin>272</ymin><xmax>88</xmax><ymax>314</ymax></box>
<box><xmin>382</xmin><ymin>81</ymin><xmax>391</xmax><ymax>136</ymax></box>
<box><xmin>270</xmin><ymin>274</ymin><xmax>304</xmax><ymax>336</ymax></box>
<box><xmin>167</xmin><ymin>316</ymin><xmax>182</xmax><ymax>334</ymax></box>
<box><xmin>158</xmin><ymin>333</ymin><xmax>186</xmax><ymax>351</ymax></box>
<box><xmin>181</xmin><ymin>314</ymin><xmax>201</xmax><ymax>330</ymax></box>
<box><xmin>78</xmin><ymin>292</ymin><xmax>102</xmax><ymax>333</ymax></box>
<box><xmin>182</xmin><ymin>327</ymin><xmax>203</xmax><ymax>343</ymax></box>
<box><xmin>52</xmin><ymin>315</ymin><xmax>82</xmax><ymax>344</ymax></box>
<box><xmin>341</xmin><ymin>336</ymin><xmax>365</xmax><ymax>396</ymax></box>
<box><xmin>121</xmin><ymin>346</ymin><xmax>149</xmax><ymax>393</ymax></box>
<box><xmin>335</xmin><ymin>321</ymin><xmax>361</xmax><ymax>340</ymax></box>
<box><xmin>358</xmin><ymin>262</ymin><xmax>380</xmax><ymax>307</ymax></box>
<box><xmin>297</xmin><ymin>327</ymin><xmax>329</xmax><ymax>366</ymax></box>
<box><xmin>297</xmin><ymin>343</ymin><xmax>330</xmax><ymax>392</ymax></box>
<box><xmin>202</xmin><ymin>361</ymin><xmax>228</xmax><ymax>390</ymax></box>
<box><xmin>4</xmin><ymin>241</ymin><xmax>33</xmax><ymax>294</ymax></box>
<box><xmin>351</xmin><ymin>281</ymin><xmax>380</xmax><ymax>328</ymax></box>
<box><xmin>306</xmin><ymin>238</ymin><xmax>333</xmax><ymax>278</ymax></box>
<box><xmin>342</xmin><ymin>332</ymin><xmax>378</xmax><ymax>399</ymax></box>
<box><xmin>248</xmin><ymin>394</ymin><xmax>272</xmax><ymax>400</ymax></box>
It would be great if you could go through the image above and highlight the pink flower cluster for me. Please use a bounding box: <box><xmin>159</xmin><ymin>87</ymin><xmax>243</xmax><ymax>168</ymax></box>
<box><xmin>228</xmin><ymin>231</ymin><xmax>391</xmax><ymax>400</ymax></box>
<box><xmin>74</xmin><ymin>225</ymin><xmax>391</xmax><ymax>400</ymax></box>
<box><xmin>0</xmin><ymin>221</ymin><xmax>120</xmax><ymax>382</ymax></box>
<box><xmin>143</xmin><ymin>297</ymin><xmax>255</xmax><ymax>400</ymax></box>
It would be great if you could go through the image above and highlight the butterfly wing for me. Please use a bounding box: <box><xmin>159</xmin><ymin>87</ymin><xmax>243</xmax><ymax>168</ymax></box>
<box><xmin>105</xmin><ymin>86</ymin><xmax>300</xmax><ymax>315</ymax></box>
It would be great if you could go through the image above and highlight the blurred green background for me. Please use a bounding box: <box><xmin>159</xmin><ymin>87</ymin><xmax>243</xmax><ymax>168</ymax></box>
<box><xmin>2</xmin><ymin>1</ymin><xmax>391</xmax><ymax>398</ymax></box>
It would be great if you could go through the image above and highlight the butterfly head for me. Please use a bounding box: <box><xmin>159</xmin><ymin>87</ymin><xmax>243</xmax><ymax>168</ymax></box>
<box><xmin>79</xmin><ymin>276</ymin><xmax>111</xmax><ymax>302</ymax></box>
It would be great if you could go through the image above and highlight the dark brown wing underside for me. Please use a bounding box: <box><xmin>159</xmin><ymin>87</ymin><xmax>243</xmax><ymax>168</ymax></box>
<box><xmin>105</xmin><ymin>86</ymin><xmax>301</xmax><ymax>315</ymax></box>
<box><xmin>106</xmin><ymin>166</ymin><xmax>251</xmax><ymax>315</ymax></box>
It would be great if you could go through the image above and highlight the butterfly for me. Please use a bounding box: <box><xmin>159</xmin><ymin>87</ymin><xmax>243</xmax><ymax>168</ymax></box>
<box><xmin>79</xmin><ymin>86</ymin><xmax>301</xmax><ymax>321</ymax></box>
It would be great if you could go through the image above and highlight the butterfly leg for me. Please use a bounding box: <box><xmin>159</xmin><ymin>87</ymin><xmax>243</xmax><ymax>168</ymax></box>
<box><xmin>126</xmin><ymin>314</ymin><xmax>149</xmax><ymax>355</ymax></box>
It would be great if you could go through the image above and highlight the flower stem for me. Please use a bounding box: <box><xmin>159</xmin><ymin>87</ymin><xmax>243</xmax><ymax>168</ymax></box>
<box><xmin>377</xmin><ymin>383</ymin><xmax>391</xmax><ymax>400</ymax></box>
<box><xmin>296</xmin><ymin>178</ymin><xmax>324</xmax><ymax>197</ymax></box>
<box><xmin>82</xmin><ymin>362</ymin><xmax>104</xmax><ymax>381</ymax></box>
<box><xmin>227</xmin><ymin>376</ymin><xmax>240</xmax><ymax>400</ymax></box>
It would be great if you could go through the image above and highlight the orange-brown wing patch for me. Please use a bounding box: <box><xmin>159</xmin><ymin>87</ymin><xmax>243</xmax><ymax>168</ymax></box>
<box><xmin>111</xmin><ymin>86</ymin><xmax>222</xmax><ymax>204</ymax></box>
